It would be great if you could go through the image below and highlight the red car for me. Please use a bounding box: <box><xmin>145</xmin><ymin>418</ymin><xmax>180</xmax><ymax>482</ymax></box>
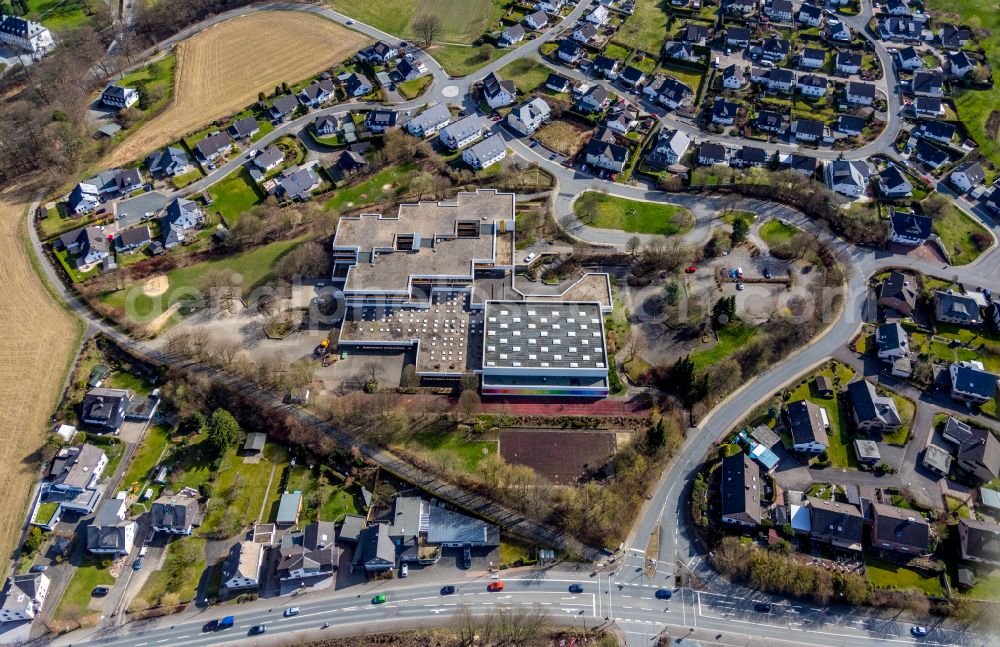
<box><xmin>684</xmin><ymin>266</ymin><xmax>697</xmax><ymax>273</ymax></box>
<box><xmin>487</xmin><ymin>581</ymin><xmax>504</xmax><ymax>592</ymax></box>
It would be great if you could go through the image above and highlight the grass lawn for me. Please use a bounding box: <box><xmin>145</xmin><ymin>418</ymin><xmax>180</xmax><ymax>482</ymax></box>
<box><xmin>497</xmin><ymin>58</ymin><xmax>550</xmax><ymax>94</ymax></box>
<box><xmin>134</xmin><ymin>537</ymin><xmax>206</xmax><ymax>607</ymax></box>
<box><xmin>53</xmin><ymin>556</ymin><xmax>115</xmax><ymax>625</ymax></box>
<box><xmin>926</xmin><ymin>0</ymin><xmax>1000</xmax><ymax>167</ymax></box>
<box><xmin>576</xmin><ymin>192</ymin><xmax>695</xmax><ymax>235</ymax></box>
<box><xmin>39</xmin><ymin>205</ymin><xmax>98</xmax><ymax>240</ymax></box>
<box><xmin>933</xmin><ymin>202</ymin><xmax>991</xmax><ymax>265</ymax></box>
<box><xmin>324</xmin><ymin>161</ymin><xmax>418</xmax><ymax>212</ymax></box>
<box><xmin>533</xmin><ymin>120</ymin><xmax>590</xmax><ymax>157</ymax></box>
<box><xmin>207</xmin><ymin>168</ymin><xmax>265</xmax><ymax>226</ymax></box>
<box><xmin>52</xmin><ymin>245</ymin><xmax>100</xmax><ymax>283</ymax></box>
<box><xmin>430</xmin><ymin>43</ymin><xmax>505</xmax><ymax>77</ymax></box>
<box><xmin>281</xmin><ymin>465</ymin><xmax>362</xmax><ymax>523</ymax></box>
<box><xmin>98</xmin><ymin>235</ymin><xmax>308</xmax><ymax>319</ymax></box>
<box><xmin>86</xmin><ymin>434</ymin><xmax>125</xmax><ymax>476</ymax></box>
<box><xmin>759</xmin><ymin>219</ymin><xmax>801</xmax><ymax>247</ymax></box>
<box><xmin>690</xmin><ymin>324</ymin><xmax>759</xmax><ymax>372</ymax></box>
<box><xmin>401</xmin><ymin>427</ymin><xmax>498</xmax><ymax>476</ymax></box>
<box><xmin>122</xmin><ymin>423</ymin><xmax>172</xmax><ymax>494</ymax></box>
<box><xmin>118</xmin><ymin>55</ymin><xmax>177</xmax><ymax>120</ymax></box>
<box><xmin>787</xmin><ymin>362</ymin><xmax>858</xmax><ymax>468</ymax></box>
<box><xmin>396</xmin><ymin>75</ymin><xmax>433</xmax><ymax>100</ymax></box>
<box><xmin>615</xmin><ymin>0</ymin><xmax>669</xmax><ymax>53</ymax></box>
<box><xmin>171</xmin><ymin>168</ymin><xmax>203</xmax><ymax>190</ymax></box>
<box><xmin>24</xmin><ymin>0</ymin><xmax>91</xmax><ymax>31</ymax></box>
<box><xmin>883</xmin><ymin>394</ymin><xmax>915</xmax><ymax>445</ymax></box>
<box><xmin>326</xmin><ymin>0</ymin><xmax>416</xmax><ymax>38</ymax></box>
<box><xmin>661</xmin><ymin>63</ymin><xmax>705</xmax><ymax>97</ymax></box>
<box><xmin>867</xmin><ymin>558</ymin><xmax>944</xmax><ymax>596</ymax></box>
<box><xmin>202</xmin><ymin>443</ymin><xmax>288</xmax><ymax>535</ymax></box>
<box><xmin>499</xmin><ymin>539</ymin><xmax>534</xmax><ymax>567</ymax></box>
<box><xmin>957</xmin><ymin>572</ymin><xmax>1000</xmax><ymax>602</ymax></box>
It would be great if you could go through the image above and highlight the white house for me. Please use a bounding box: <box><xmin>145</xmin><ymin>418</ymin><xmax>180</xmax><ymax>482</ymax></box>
<box><xmin>406</xmin><ymin>103</ymin><xmax>451</xmax><ymax>138</ymax></box>
<box><xmin>876</xmin><ymin>323</ymin><xmax>910</xmax><ymax>362</ymax></box>
<box><xmin>524</xmin><ymin>10</ymin><xmax>548</xmax><ymax>30</ymax></box>
<box><xmin>223</xmin><ymin>541</ymin><xmax>263</xmax><ymax>592</ymax></box>
<box><xmin>0</xmin><ymin>573</ymin><xmax>49</xmax><ymax>623</ymax></box>
<box><xmin>0</xmin><ymin>15</ymin><xmax>54</xmax><ymax>56</ymax></box>
<box><xmin>878</xmin><ymin>165</ymin><xmax>914</xmax><ymax>199</ymax></box>
<box><xmin>482</xmin><ymin>72</ymin><xmax>516</xmax><ymax>109</ymax></box>
<box><xmin>846</xmin><ymin>81</ymin><xmax>876</xmax><ymax>106</ymax></box>
<box><xmin>950</xmin><ymin>162</ymin><xmax>986</xmax><ymax>193</ymax></box>
<box><xmin>798</xmin><ymin>74</ymin><xmax>828</xmax><ymax>97</ymax></box>
<box><xmin>787</xmin><ymin>400</ymin><xmax>830</xmax><ymax>454</ymax></box>
<box><xmin>584</xmin><ymin>127</ymin><xmax>628</xmax><ymax>173</ymax></box>
<box><xmin>501</xmin><ymin>24</ymin><xmax>526</xmax><ymax>46</ymax></box>
<box><xmin>721</xmin><ymin>64</ymin><xmax>744</xmax><ymax>89</ymax></box>
<box><xmin>645</xmin><ymin>127</ymin><xmax>690</xmax><ymax>169</ymax></box>
<box><xmin>836</xmin><ymin>52</ymin><xmax>862</xmax><ymax>75</ymax></box>
<box><xmin>897</xmin><ymin>46</ymin><xmax>923</xmax><ymax>71</ymax></box>
<box><xmin>101</xmin><ymin>84</ymin><xmax>139</xmax><ymax>110</ymax></box>
<box><xmin>889</xmin><ymin>210</ymin><xmax>932</xmax><ymax>245</ymax></box>
<box><xmin>586</xmin><ymin>4</ymin><xmax>609</xmax><ymax>24</ymax></box>
<box><xmin>826</xmin><ymin>159</ymin><xmax>872</xmax><ymax>198</ymax></box>
<box><xmin>438</xmin><ymin>114</ymin><xmax>483</xmax><ymax>150</ymax></box>
<box><xmin>507</xmin><ymin>97</ymin><xmax>550</xmax><ymax>136</ymax></box>
<box><xmin>800</xmin><ymin>48</ymin><xmax>826</xmax><ymax>70</ymax></box>
<box><xmin>462</xmin><ymin>133</ymin><xmax>507</xmax><ymax>170</ymax></box>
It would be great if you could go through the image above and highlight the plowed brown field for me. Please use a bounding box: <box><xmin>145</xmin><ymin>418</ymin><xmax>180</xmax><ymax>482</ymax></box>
<box><xmin>0</xmin><ymin>186</ymin><xmax>81</xmax><ymax>573</ymax></box>
<box><xmin>106</xmin><ymin>11</ymin><xmax>370</xmax><ymax>166</ymax></box>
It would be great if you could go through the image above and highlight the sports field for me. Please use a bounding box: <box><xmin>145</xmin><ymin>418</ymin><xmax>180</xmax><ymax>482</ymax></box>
<box><xmin>328</xmin><ymin>0</ymin><xmax>505</xmax><ymax>44</ymax></box>
<box><xmin>106</xmin><ymin>12</ymin><xmax>370</xmax><ymax>167</ymax></box>
<box><xmin>0</xmin><ymin>187</ymin><xmax>82</xmax><ymax>575</ymax></box>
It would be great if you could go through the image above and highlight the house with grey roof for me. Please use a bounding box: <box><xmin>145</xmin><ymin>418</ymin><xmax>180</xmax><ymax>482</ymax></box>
<box><xmin>438</xmin><ymin>114</ymin><xmax>483</xmax><ymax>151</ymax></box>
<box><xmin>82</xmin><ymin>388</ymin><xmax>132</xmax><ymax>431</ymax></box>
<box><xmin>276</xmin><ymin>491</ymin><xmax>303</xmax><ymax>526</ymax></box>
<box><xmin>923</xmin><ymin>443</ymin><xmax>953</xmax><ymax>477</ymax></box>
<box><xmin>277</xmin><ymin>521</ymin><xmax>336</xmax><ymax>583</ymax></box>
<box><xmin>482</xmin><ymin>72</ymin><xmax>516</xmax><ymax>109</ymax></box>
<box><xmin>507</xmin><ymin>97</ymin><xmax>550</xmax><ymax>136</ymax></box>
<box><xmin>645</xmin><ymin>127</ymin><xmax>690</xmax><ymax>169</ymax></box>
<box><xmin>272</xmin><ymin>166</ymin><xmax>321</xmax><ymax>201</ymax></box>
<box><xmin>958</xmin><ymin>517</ymin><xmax>1000</xmax><ymax>565</ymax></box>
<box><xmin>950</xmin><ymin>162</ymin><xmax>986</xmax><ymax>193</ymax></box>
<box><xmin>720</xmin><ymin>452</ymin><xmax>762</xmax><ymax>526</ymax></box>
<box><xmin>299</xmin><ymin>79</ymin><xmax>336</xmax><ymax>106</ymax></box>
<box><xmin>150</xmin><ymin>491</ymin><xmax>199</xmax><ymax>535</ymax></box>
<box><xmin>194</xmin><ymin>132</ymin><xmax>232</xmax><ymax>163</ymax></box>
<box><xmin>808</xmin><ymin>498</ymin><xmax>865</xmax><ymax>551</ymax></box>
<box><xmin>253</xmin><ymin>145</ymin><xmax>284</xmax><ymax>173</ymax></box>
<box><xmin>162</xmin><ymin>197</ymin><xmax>204</xmax><ymax>248</ymax></box>
<box><xmin>950</xmin><ymin>361</ymin><xmax>998</xmax><ymax>405</ymax></box>
<box><xmin>229</xmin><ymin>115</ymin><xmax>259</xmax><ymax>140</ymax></box>
<box><xmin>462</xmin><ymin>133</ymin><xmax>506</xmax><ymax>170</ymax></box>
<box><xmin>356</xmin><ymin>523</ymin><xmax>395</xmax><ymax>571</ymax></box>
<box><xmin>878</xmin><ymin>270</ymin><xmax>917</xmax><ymax>315</ymax></box>
<box><xmin>406</xmin><ymin>103</ymin><xmax>452</xmax><ymax>137</ymax></box>
<box><xmin>344</xmin><ymin>73</ymin><xmax>373</xmax><ymax>98</ymax></box>
<box><xmin>330</xmin><ymin>149</ymin><xmax>368</xmax><ymax>179</ymax></box>
<box><xmin>115</xmin><ymin>226</ymin><xmax>151</xmax><ymax>254</ymax></box>
<box><xmin>870</xmin><ymin>503</ymin><xmax>929</xmax><ymax>554</ymax></box>
<box><xmin>269</xmin><ymin>93</ymin><xmax>300</xmax><ymax>121</ymax></box>
<box><xmin>585</xmin><ymin>127</ymin><xmax>628</xmax><ymax>173</ymax></box>
<box><xmin>365</xmin><ymin>109</ymin><xmax>397</xmax><ymax>133</ymax></box>
<box><xmin>0</xmin><ymin>573</ymin><xmax>49</xmax><ymax>623</ymax></box>
<box><xmin>86</xmin><ymin>498</ymin><xmax>136</xmax><ymax>556</ymax></box>
<box><xmin>786</xmin><ymin>399</ymin><xmax>829</xmax><ymax>453</ymax></box>
<box><xmin>941</xmin><ymin>416</ymin><xmax>975</xmax><ymax>445</ymax></box>
<box><xmin>957</xmin><ymin>426</ymin><xmax>1000</xmax><ymax>483</ymax></box>
<box><xmin>101</xmin><ymin>84</ymin><xmax>139</xmax><ymax>109</ymax></box>
<box><xmin>146</xmin><ymin>146</ymin><xmax>192</xmax><ymax>178</ymax></box>
<box><xmin>934</xmin><ymin>290</ymin><xmax>982</xmax><ymax>325</ymax></box>
<box><xmin>847</xmin><ymin>379</ymin><xmax>902</xmax><ymax>433</ymax></box>
<box><xmin>879</xmin><ymin>166</ymin><xmax>914</xmax><ymax>200</ymax></box>
<box><xmin>0</xmin><ymin>14</ymin><xmax>54</xmax><ymax>56</ymax></box>
<box><xmin>222</xmin><ymin>541</ymin><xmax>263</xmax><ymax>592</ymax></box>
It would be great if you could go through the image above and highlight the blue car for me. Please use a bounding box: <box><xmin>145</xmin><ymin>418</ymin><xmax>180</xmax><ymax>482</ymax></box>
<box><xmin>569</xmin><ymin>585</ymin><xmax>584</xmax><ymax>593</ymax></box>
<box><xmin>655</xmin><ymin>589</ymin><xmax>672</xmax><ymax>600</ymax></box>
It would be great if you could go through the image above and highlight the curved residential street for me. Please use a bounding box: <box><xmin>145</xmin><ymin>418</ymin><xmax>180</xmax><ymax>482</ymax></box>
<box><xmin>29</xmin><ymin>0</ymin><xmax>1000</xmax><ymax>645</ymax></box>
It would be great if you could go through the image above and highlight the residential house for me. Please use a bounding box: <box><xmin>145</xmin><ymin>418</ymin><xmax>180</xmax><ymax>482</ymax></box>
<box><xmin>798</xmin><ymin>73</ymin><xmax>828</xmax><ymax>97</ymax></box>
<box><xmin>223</xmin><ymin>541</ymin><xmax>263</xmax><ymax>592</ymax></box>
<box><xmin>870</xmin><ymin>503</ymin><xmax>930</xmax><ymax>554</ymax></box>
<box><xmin>948</xmin><ymin>50</ymin><xmax>975</xmax><ymax>78</ymax></box>
<box><xmin>578</xmin><ymin>83</ymin><xmax>610</xmax><ymax>112</ymax></box>
<box><xmin>274</xmin><ymin>166</ymin><xmax>321</xmax><ymax>201</ymax></box>
<box><xmin>939</xmin><ymin>23</ymin><xmax>972</xmax><ymax>49</ymax></box>
<box><xmin>957</xmin><ymin>426</ymin><xmax>1000</xmax><ymax>482</ymax></box>
<box><xmin>651</xmin><ymin>76</ymin><xmax>691</xmax><ymax>110</ymax></box>
<box><xmin>525</xmin><ymin>10</ymin><xmax>548</xmax><ymax>30</ymax></box>
<box><xmin>732</xmin><ymin>145</ymin><xmax>768</xmax><ymax>168</ymax></box>
<box><xmin>100</xmin><ymin>84</ymin><xmax>139</xmax><ymax>109</ymax></box>
<box><xmin>558</xmin><ymin>39</ymin><xmax>583</xmax><ymax>64</ymax></box>
<box><xmin>48</xmin><ymin>444</ymin><xmax>107</xmax><ymax>516</ymax></box>
<box><xmin>194</xmin><ymin>132</ymin><xmax>232</xmax><ymax>163</ymax></box>
<box><xmin>808</xmin><ymin>498</ymin><xmax>865</xmax><ymax>551</ymax></box>
<box><xmin>0</xmin><ymin>573</ymin><xmax>49</xmax><ymax>623</ymax></box>
<box><xmin>277</xmin><ymin>521</ymin><xmax>337</xmax><ymax>582</ymax></box>
<box><xmin>950</xmin><ymin>361</ymin><xmax>998</xmax><ymax>405</ymax></box>
<box><xmin>935</xmin><ymin>291</ymin><xmax>982</xmax><ymax>325</ymax></box>
<box><xmin>764</xmin><ymin>67</ymin><xmax>795</xmax><ymax>92</ymax></box>
<box><xmin>359</xmin><ymin>41</ymin><xmax>398</xmax><ymax>64</ymax></box>
<box><xmin>942</xmin><ymin>416</ymin><xmax>976</xmax><ymax>445</ymax></box>
<box><xmin>912</xmin><ymin>70</ymin><xmax>944</xmax><ymax>97</ymax></box>
<box><xmin>897</xmin><ymin>45</ymin><xmax>923</xmax><ymax>70</ymax></box>
<box><xmin>82</xmin><ymin>388</ymin><xmax>131</xmax><ymax>431</ymax></box>
<box><xmin>462</xmin><ymin>133</ymin><xmax>507</xmax><ymax>170</ymax></box>
<box><xmin>395</xmin><ymin>59</ymin><xmax>425</xmax><ymax>81</ymax></box>
<box><xmin>950</xmin><ymin>162</ymin><xmax>986</xmax><ymax>193</ymax></box>
<box><xmin>299</xmin><ymin>79</ymin><xmax>336</xmax><ymax>107</ymax></box>
<box><xmin>162</xmin><ymin>197</ymin><xmax>203</xmax><ymax>249</ymax></box>
<box><xmin>761</xmin><ymin>35</ymin><xmax>791</xmax><ymax>62</ymax></box>
<box><xmin>923</xmin><ymin>444</ymin><xmax>953</xmax><ymax>477</ymax></box>
<box><xmin>331</xmin><ymin>150</ymin><xmax>369</xmax><ymax>179</ymax></box>
<box><xmin>438</xmin><ymin>114</ymin><xmax>483</xmax><ymax>150</ymax></box>
<box><xmin>914</xmin><ymin>96</ymin><xmax>944</xmax><ymax>118</ymax></box>
<box><xmin>228</xmin><ymin>116</ymin><xmax>259</xmax><ymax>140</ymax></box>
<box><xmin>800</xmin><ymin>47</ymin><xmax>826</xmax><ymax>70</ymax></box>
<box><xmin>545</xmin><ymin>72</ymin><xmax>570</xmax><ymax>93</ymax></box>
<box><xmin>711</xmin><ymin>98</ymin><xmax>739</xmax><ymax>125</ymax></box>
<box><xmin>836</xmin><ymin>114</ymin><xmax>866</xmax><ymax>136</ymax></box>
<box><xmin>958</xmin><ymin>517</ymin><xmax>1000</xmax><ymax>565</ymax></box>
<box><xmin>846</xmin><ymin>80</ymin><xmax>877</xmax><ymax>106</ymax></box>
<box><xmin>507</xmin><ymin>97</ymin><xmax>550</xmax><ymax>136</ymax></box>
<box><xmin>764</xmin><ymin>0</ymin><xmax>793</xmax><ymax>21</ymax></box>
<box><xmin>879</xmin><ymin>16</ymin><xmax>926</xmax><ymax>42</ymax></box>
<box><xmin>501</xmin><ymin>24</ymin><xmax>526</xmax><ymax>46</ymax></box>
<box><xmin>721</xmin><ymin>64</ymin><xmax>745</xmax><ymax>89</ymax></box>
<box><xmin>269</xmin><ymin>94</ymin><xmax>299</xmax><ymax>121</ymax></box>
<box><xmin>406</xmin><ymin>103</ymin><xmax>451</xmax><ymax>137</ymax></box>
<box><xmin>876</xmin><ymin>322</ymin><xmax>910</xmax><ymax>362</ymax></box>
<box><xmin>755</xmin><ymin>109</ymin><xmax>787</xmax><ymax>134</ymax></box>
<box><xmin>618</xmin><ymin>65</ymin><xmax>645</xmax><ymax>88</ymax></box>
<box><xmin>150</xmin><ymin>490</ymin><xmax>199</xmax><ymax>535</ymax></box>
<box><xmin>826</xmin><ymin>159</ymin><xmax>872</xmax><ymax>197</ymax></box>
<box><xmin>919</xmin><ymin>120</ymin><xmax>956</xmax><ymax>145</ymax></box>
<box><xmin>720</xmin><ymin>452</ymin><xmax>762</xmax><ymax>527</ymax></box>
<box><xmin>365</xmin><ymin>109</ymin><xmax>397</xmax><ymax>133</ymax></box>
<box><xmin>344</xmin><ymin>73</ymin><xmax>373</xmax><ymax>99</ymax></box>
<box><xmin>793</xmin><ymin>117</ymin><xmax>828</xmax><ymax>143</ymax></box>
<box><xmin>726</xmin><ymin>26</ymin><xmax>752</xmax><ymax>48</ymax></box>
<box><xmin>884</xmin><ymin>0</ymin><xmax>911</xmax><ymax>16</ymax></box>
<box><xmin>836</xmin><ymin>51</ymin><xmax>862</xmax><ymax>75</ymax></box>
<box><xmin>681</xmin><ymin>23</ymin><xmax>710</xmax><ymax>45</ymax></box>
<box><xmin>115</xmin><ymin>226</ymin><xmax>151</xmax><ymax>254</ymax></box>
<box><xmin>798</xmin><ymin>3</ymin><xmax>823</xmax><ymax>27</ymax></box>
<box><xmin>605</xmin><ymin>105</ymin><xmax>638</xmax><ymax>135</ymax></box>
<box><xmin>586</xmin><ymin>4</ymin><xmax>609</xmax><ymax>24</ymax></box>
<box><xmin>645</xmin><ymin>127</ymin><xmax>691</xmax><ymax>169</ymax></box>
<box><xmin>879</xmin><ymin>166</ymin><xmax>914</xmax><ymax>200</ymax></box>
<box><xmin>786</xmin><ymin>399</ymin><xmax>830</xmax><ymax>453</ymax></box>
<box><xmin>698</xmin><ymin>141</ymin><xmax>729</xmax><ymax>166</ymax></box>
<box><xmin>482</xmin><ymin>72</ymin><xmax>516</xmax><ymax>109</ymax></box>
<box><xmin>0</xmin><ymin>14</ymin><xmax>53</xmax><ymax>56</ymax></box>
<box><xmin>86</xmin><ymin>498</ymin><xmax>136</xmax><ymax>557</ymax></box>
<box><xmin>828</xmin><ymin>19</ymin><xmax>852</xmax><ymax>42</ymax></box>
<box><xmin>789</xmin><ymin>153</ymin><xmax>817</xmax><ymax>177</ymax></box>
<box><xmin>573</xmin><ymin>24</ymin><xmax>599</xmax><ymax>45</ymax></box>
<box><xmin>534</xmin><ymin>0</ymin><xmax>565</xmax><ymax>11</ymax></box>
<box><xmin>721</xmin><ymin>0</ymin><xmax>756</xmax><ymax>16</ymax></box>
<box><xmin>313</xmin><ymin>115</ymin><xmax>339</xmax><ymax>137</ymax></box>
<box><xmin>591</xmin><ymin>55</ymin><xmax>619</xmax><ymax>79</ymax></box>
<box><xmin>889</xmin><ymin>210</ymin><xmax>933</xmax><ymax>247</ymax></box>
<box><xmin>356</xmin><ymin>523</ymin><xmax>395</xmax><ymax>572</ymax></box>
<box><xmin>878</xmin><ymin>270</ymin><xmax>917</xmax><ymax>315</ymax></box>
<box><xmin>584</xmin><ymin>127</ymin><xmax>628</xmax><ymax>173</ymax></box>
<box><xmin>855</xmin><ymin>439</ymin><xmax>882</xmax><ymax>467</ymax></box>
<box><xmin>146</xmin><ymin>146</ymin><xmax>192</xmax><ymax>178</ymax></box>
<box><xmin>914</xmin><ymin>139</ymin><xmax>949</xmax><ymax>169</ymax></box>
<box><xmin>58</xmin><ymin>226</ymin><xmax>108</xmax><ymax>266</ymax></box>
<box><xmin>665</xmin><ymin>41</ymin><xmax>698</xmax><ymax>62</ymax></box>
<box><xmin>847</xmin><ymin>379</ymin><xmax>902</xmax><ymax>433</ymax></box>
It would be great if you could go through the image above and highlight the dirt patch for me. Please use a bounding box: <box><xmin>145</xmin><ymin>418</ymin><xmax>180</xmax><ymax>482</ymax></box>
<box><xmin>533</xmin><ymin>119</ymin><xmax>591</xmax><ymax>157</ymax></box>
<box><xmin>0</xmin><ymin>186</ymin><xmax>80</xmax><ymax>574</ymax></box>
<box><xmin>142</xmin><ymin>274</ymin><xmax>169</xmax><ymax>297</ymax></box>
<box><xmin>105</xmin><ymin>12</ymin><xmax>371</xmax><ymax>166</ymax></box>
<box><xmin>499</xmin><ymin>428</ymin><xmax>617</xmax><ymax>485</ymax></box>
<box><xmin>145</xmin><ymin>302</ymin><xmax>180</xmax><ymax>335</ymax></box>
<box><xmin>985</xmin><ymin>110</ymin><xmax>1000</xmax><ymax>139</ymax></box>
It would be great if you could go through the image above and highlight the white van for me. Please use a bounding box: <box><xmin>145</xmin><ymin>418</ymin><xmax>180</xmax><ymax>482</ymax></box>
<box><xmin>138</xmin><ymin>546</ymin><xmax>148</xmax><ymax>557</ymax></box>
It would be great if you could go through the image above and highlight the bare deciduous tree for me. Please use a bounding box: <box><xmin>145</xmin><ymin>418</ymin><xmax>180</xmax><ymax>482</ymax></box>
<box><xmin>413</xmin><ymin>14</ymin><xmax>442</xmax><ymax>45</ymax></box>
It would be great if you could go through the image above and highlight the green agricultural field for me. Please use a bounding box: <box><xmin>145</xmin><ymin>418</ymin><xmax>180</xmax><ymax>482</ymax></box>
<box><xmin>933</xmin><ymin>202</ymin><xmax>991</xmax><ymax>265</ymax></box>
<box><xmin>615</xmin><ymin>0</ymin><xmax>670</xmax><ymax>53</ymax></box>
<box><xmin>497</xmin><ymin>59</ymin><xmax>550</xmax><ymax>94</ymax></box>
<box><xmin>328</xmin><ymin>0</ymin><xmax>504</xmax><ymax>44</ymax></box>
<box><xmin>576</xmin><ymin>192</ymin><xmax>695</xmax><ymax>235</ymax></box>
<box><xmin>926</xmin><ymin>0</ymin><xmax>1000</xmax><ymax>166</ymax></box>
<box><xmin>429</xmin><ymin>43</ymin><xmax>505</xmax><ymax>76</ymax></box>
<box><xmin>24</xmin><ymin>0</ymin><xmax>91</xmax><ymax>31</ymax></box>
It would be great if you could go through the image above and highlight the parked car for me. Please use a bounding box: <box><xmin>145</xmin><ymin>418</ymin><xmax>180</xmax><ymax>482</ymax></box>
<box><xmin>569</xmin><ymin>584</ymin><xmax>584</xmax><ymax>593</ymax></box>
<box><xmin>29</xmin><ymin>565</ymin><xmax>47</xmax><ymax>573</ymax></box>
<box><xmin>92</xmin><ymin>586</ymin><xmax>110</xmax><ymax>597</ymax></box>
<box><xmin>462</xmin><ymin>547</ymin><xmax>472</xmax><ymax>569</ymax></box>
<box><xmin>736</xmin><ymin>283</ymin><xmax>745</xmax><ymax>291</ymax></box>
<box><xmin>684</xmin><ymin>266</ymin><xmax>697</xmax><ymax>273</ymax></box>
<box><xmin>655</xmin><ymin>589</ymin><xmax>672</xmax><ymax>600</ymax></box>
<box><xmin>400</xmin><ymin>563</ymin><xmax>409</xmax><ymax>578</ymax></box>
<box><xmin>763</xmin><ymin>268</ymin><xmax>772</xmax><ymax>279</ymax></box>
<box><xmin>488</xmin><ymin>581</ymin><xmax>504</xmax><ymax>592</ymax></box>
<box><xmin>524</xmin><ymin>253</ymin><xmax>536</xmax><ymax>263</ymax></box>
<box><xmin>132</xmin><ymin>557</ymin><xmax>144</xmax><ymax>571</ymax></box>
